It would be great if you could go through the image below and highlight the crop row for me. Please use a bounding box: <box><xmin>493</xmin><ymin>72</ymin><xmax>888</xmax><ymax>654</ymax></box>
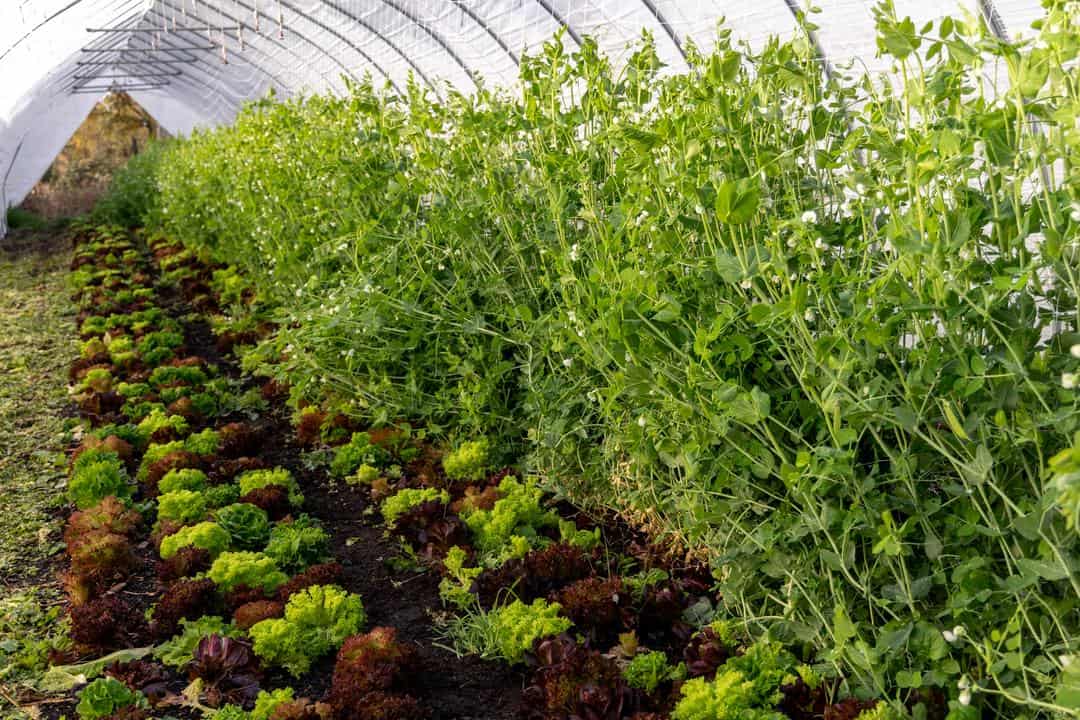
<box><xmin>54</xmin><ymin>220</ymin><xmax>912</xmax><ymax>719</ymax></box>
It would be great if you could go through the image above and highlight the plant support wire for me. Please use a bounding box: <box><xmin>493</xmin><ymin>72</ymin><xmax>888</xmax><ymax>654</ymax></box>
<box><xmin>71</xmin><ymin>84</ymin><xmax>172</xmax><ymax>94</ymax></box>
<box><xmin>81</xmin><ymin>45</ymin><xmax>215</xmax><ymax>52</ymax></box>
<box><xmin>86</xmin><ymin>25</ymin><xmax>240</xmax><ymax>32</ymax></box>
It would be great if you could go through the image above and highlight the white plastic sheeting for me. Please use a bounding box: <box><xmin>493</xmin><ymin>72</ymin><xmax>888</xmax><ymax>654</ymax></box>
<box><xmin>0</xmin><ymin>0</ymin><xmax>1046</xmax><ymax>234</ymax></box>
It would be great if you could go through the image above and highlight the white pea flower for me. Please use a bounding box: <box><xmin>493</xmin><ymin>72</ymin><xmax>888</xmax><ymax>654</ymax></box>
<box><xmin>804</xmin><ymin>309</ymin><xmax>816</xmax><ymax>323</ymax></box>
<box><xmin>801</xmin><ymin>210</ymin><xmax>818</xmax><ymax>224</ymax></box>
<box><xmin>562</xmin><ymin>357</ymin><xmax>573</xmax><ymax>368</ymax></box>
<box><xmin>953</xmin><ymin>625</ymin><xmax>965</xmax><ymax>638</ymax></box>
<box><xmin>740</xmin><ymin>278</ymin><xmax>753</xmax><ymax>290</ymax></box>
<box><xmin>637</xmin><ymin>416</ymin><xmax>647</xmax><ymax>428</ymax></box>
<box><xmin>959</xmin><ymin>689</ymin><xmax>972</xmax><ymax>706</ymax></box>
<box><xmin>1070</xmin><ymin>344</ymin><xmax>1080</xmax><ymax>358</ymax></box>
<box><xmin>569</xmin><ymin>244</ymin><xmax>580</xmax><ymax>262</ymax></box>
<box><xmin>814</xmin><ymin>237</ymin><xmax>827</xmax><ymax>250</ymax></box>
<box><xmin>1071</xmin><ymin>202</ymin><xmax>1080</xmax><ymax>223</ymax></box>
<box><xmin>943</xmin><ymin>628</ymin><xmax>957</xmax><ymax>643</ymax></box>
<box><xmin>1063</xmin><ymin>372</ymin><xmax>1079</xmax><ymax>390</ymax></box>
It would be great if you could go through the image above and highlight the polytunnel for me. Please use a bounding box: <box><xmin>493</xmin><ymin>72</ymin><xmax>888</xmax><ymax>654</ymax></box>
<box><xmin>4</xmin><ymin>0</ymin><xmax>1080</xmax><ymax>716</ymax></box>
<box><xmin>0</xmin><ymin>0</ymin><xmax>1046</xmax><ymax>235</ymax></box>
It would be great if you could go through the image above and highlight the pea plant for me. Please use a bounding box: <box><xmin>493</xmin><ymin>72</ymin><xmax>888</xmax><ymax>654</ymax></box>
<box><xmin>112</xmin><ymin>0</ymin><xmax>1080</xmax><ymax>714</ymax></box>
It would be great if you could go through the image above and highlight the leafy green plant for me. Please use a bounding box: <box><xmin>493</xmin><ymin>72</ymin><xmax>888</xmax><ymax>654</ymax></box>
<box><xmin>349</xmin><ymin>463</ymin><xmax>380</xmax><ymax>486</ymax></box>
<box><xmin>75</xmin><ymin>677</ymin><xmax>148</xmax><ymax>719</ymax></box>
<box><xmin>156</xmin><ymin>489</ymin><xmax>208</xmax><ymax>525</ymax></box>
<box><xmin>251</xmin><ymin>687</ymin><xmax>294</xmax><ymax>720</ymax></box>
<box><xmin>159</xmin><ymin>521</ymin><xmax>230</xmax><ymax>559</ymax></box>
<box><xmin>184</xmin><ymin>429</ymin><xmax>220</xmax><ymax>456</ymax></box>
<box><xmin>380</xmin><ymin>487</ymin><xmax>449</xmax><ymax>526</ymax></box>
<box><xmin>136</xmin><ymin>330</ymin><xmax>184</xmax><ymax>365</ymax></box>
<box><xmin>210</xmin><ymin>705</ymin><xmax>250</xmax><ymax>720</ymax></box>
<box><xmin>442</xmin><ymin>598</ymin><xmax>572</xmax><ymax>664</ymax></box>
<box><xmin>460</xmin><ymin>476</ymin><xmax>558</xmax><ymax>563</ymax></box>
<box><xmin>154</xmin><ymin>615</ymin><xmax>242</xmax><ymax>667</ymax></box>
<box><xmin>68</xmin><ymin>449</ymin><xmax>132</xmax><ymax>509</ymax></box>
<box><xmin>624</xmin><ymin>650</ymin><xmax>685</xmax><ymax>694</ymax></box>
<box><xmin>149</xmin><ymin>365</ymin><xmax>208</xmax><ymax>388</ymax></box>
<box><xmin>673</xmin><ymin>641</ymin><xmax>798</xmax><ymax>720</ymax></box>
<box><xmin>136</xmin><ymin>407</ymin><xmax>190</xmax><ymax>441</ymax></box>
<box><xmin>443</xmin><ymin>439</ymin><xmax>491</xmax><ymax>482</ymax></box>
<box><xmin>330</xmin><ymin>432</ymin><xmax>390</xmax><ymax>478</ymax></box>
<box><xmin>213</xmin><ymin>503</ymin><xmax>271</xmax><ymax>549</ymax></box>
<box><xmin>263</xmin><ymin>516</ymin><xmax>330</xmax><ymax>572</ymax></box>
<box><xmin>237</xmin><ymin>468</ymin><xmax>304</xmax><ymax>506</ymax></box>
<box><xmin>438</xmin><ymin>545</ymin><xmax>483</xmax><ymax>609</ymax></box>
<box><xmin>248</xmin><ymin>585</ymin><xmax>365</xmax><ymax>675</ymax></box>
<box><xmin>158</xmin><ymin>468</ymin><xmax>209</xmax><ymax>494</ymax></box>
<box><xmin>207</xmin><ymin>551</ymin><xmax>288</xmax><ymax>593</ymax></box>
<box><xmin>203</xmin><ymin>483</ymin><xmax>241</xmax><ymax>509</ymax></box>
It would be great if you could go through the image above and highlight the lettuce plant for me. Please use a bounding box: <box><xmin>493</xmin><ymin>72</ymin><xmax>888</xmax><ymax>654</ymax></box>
<box><xmin>149</xmin><ymin>365</ymin><xmax>208</xmax><ymax>388</ymax></box>
<box><xmin>251</xmin><ymin>688</ymin><xmax>294</xmax><ymax>720</ymax></box>
<box><xmin>443</xmin><ymin>598</ymin><xmax>572</xmax><ymax>664</ymax></box>
<box><xmin>380</xmin><ymin>487</ymin><xmax>449</xmax><ymax>526</ymax></box>
<box><xmin>184</xmin><ymin>428</ymin><xmax>221</xmax><ymax>456</ymax></box>
<box><xmin>203</xmin><ymin>483</ymin><xmax>241</xmax><ymax>509</ymax></box>
<box><xmin>442</xmin><ymin>439</ymin><xmax>490</xmax><ymax>481</ymax></box>
<box><xmin>330</xmin><ymin>431</ymin><xmax>390</xmax><ymax>478</ymax></box>
<box><xmin>158</xmin><ymin>468</ymin><xmax>209</xmax><ymax>494</ymax></box>
<box><xmin>672</xmin><ymin>641</ymin><xmax>798</xmax><ymax>720</ymax></box>
<box><xmin>189</xmin><ymin>634</ymin><xmax>261</xmax><ymax>708</ymax></box>
<box><xmin>349</xmin><ymin>463</ymin><xmax>380</xmax><ymax>486</ymax></box>
<box><xmin>207</xmin><ymin>551</ymin><xmax>288</xmax><ymax>593</ymax></box>
<box><xmin>438</xmin><ymin>545</ymin><xmax>482</xmax><ymax>609</ymax></box>
<box><xmin>213</xmin><ymin>503</ymin><xmax>271</xmax><ymax>550</ymax></box>
<box><xmin>159</xmin><ymin>521</ymin><xmax>231</xmax><ymax>559</ymax></box>
<box><xmin>248</xmin><ymin>585</ymin><xmax>365</xmax><ymax>676</ymax></box>
<box><xmin>238</xmin><ymin>468</ymin><xmax>304</xmax><ymax>507</ymax></box>
<box><xmin>156</xmin><ymin>489</ymin><xmax>209</xmax><ymax>525</ymax></box>
<box><xmin>65</xmin><ymin>496</ymin><xmax>141</xmax><ymax>542</ymax></box>
<box><xmin>209</xmin><ymin>705</ymin><xmax>249</xmax><ymax>720</ymax></box>
<box><xmin>460</xmin><ymin>475</ymin><xmax>557</xmax><ymax>562</ymax></box>
<box><xmin>69</xmin><ymin>449</ymin><xmax>132</xmax><ymax>509</ymax></box>
<box><xmin>135</xmin><ymin>408</ymin><xmax>190</xmax><ymax>442</ymax></box>
<box><xmin>263</xmin><ymin>516</ymin><xmax>330</xmax><ymax>572</ymax></box>
<box><xmin>154</xmin><ymin>616</ymin><xmax>242</xmax><ymax>668</ymax></box>
<box><xmin>76</xmin><ymin>677</ymin><xmax>148</xmax><ymax>720</ymax></box>
<box><xmin>623</xmin><ymin>650</ymin><xmax>685</xmax><ymax>693</ymax></box>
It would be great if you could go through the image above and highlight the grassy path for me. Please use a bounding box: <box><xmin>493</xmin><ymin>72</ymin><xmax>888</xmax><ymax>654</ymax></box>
<box><xmin>0</xmin><ymin>229</ymin><xmax>75</xmax><ymax>717</ymax></box>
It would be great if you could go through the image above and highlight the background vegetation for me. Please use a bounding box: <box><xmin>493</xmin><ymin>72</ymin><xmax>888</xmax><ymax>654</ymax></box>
<box><xmin>99</xmin><ymin>0</ymin><xmax>1080</xmax><ymax>714</ymax></box>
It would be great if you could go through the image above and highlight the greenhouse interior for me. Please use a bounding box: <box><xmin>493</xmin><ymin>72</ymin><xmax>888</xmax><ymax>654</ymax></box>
<box><xmin>1</xmin><ymin>0</ymin><xmax>1079</xmax><ymax>719</ymax></box>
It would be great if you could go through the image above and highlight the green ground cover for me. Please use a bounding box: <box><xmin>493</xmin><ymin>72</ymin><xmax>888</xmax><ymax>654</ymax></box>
<box><xmin>0</xmin><ymin>228</ymin><xmax>76</xmax><ymax>716</ymax></box>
